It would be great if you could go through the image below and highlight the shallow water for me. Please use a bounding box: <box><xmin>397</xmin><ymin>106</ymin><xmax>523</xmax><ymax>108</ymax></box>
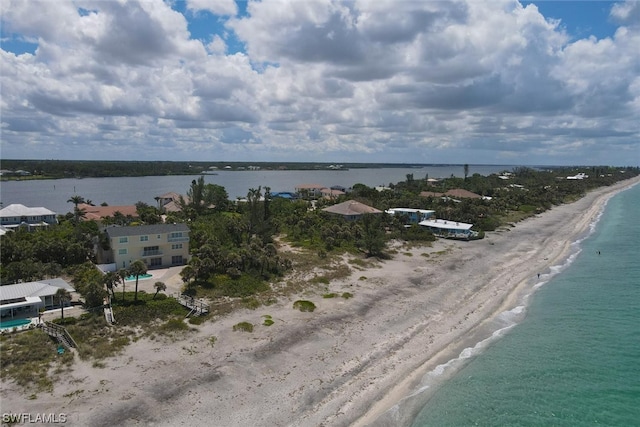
<box><xmin>409</xmin><ymin>183</ymin><xmax>640</xmax><ymax>426</ymax></box>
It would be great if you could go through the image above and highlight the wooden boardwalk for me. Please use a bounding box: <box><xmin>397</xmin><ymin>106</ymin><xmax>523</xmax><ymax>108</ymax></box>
<box><xmin>39</xmin><ymin>321</ymin><xmax>77</xmax><ymax>350</ymax></box>
<box><xmin>173</xmin><ymin>294</ymin><xmax>209</xmax><ymax>317</ymax></box>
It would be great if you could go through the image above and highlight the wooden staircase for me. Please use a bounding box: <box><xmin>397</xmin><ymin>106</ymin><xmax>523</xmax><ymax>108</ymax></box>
<box><xmin>39</xmin><ymin>321</ymin><xmax>78</xmax><ymax>350</ymax></box>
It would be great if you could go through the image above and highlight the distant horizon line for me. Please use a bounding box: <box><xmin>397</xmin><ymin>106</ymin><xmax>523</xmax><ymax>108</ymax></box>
<box><xmin>2</xmin><ymin>159</ymin><xmax>636</xmax><ymax>168</ymax></box>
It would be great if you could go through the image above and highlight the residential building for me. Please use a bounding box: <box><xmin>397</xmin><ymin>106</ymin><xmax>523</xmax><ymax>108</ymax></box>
<box><xmin>0</xmin><ymin>204</ymin><xmax>58</xmax><ymax>230</ymax></box>
<box><xmin>385</xmin><ymin>208</ymin><xmax>435</xmax><ymax>224</ymax></box>
<box><xmin>418</xmin><ymin>219</ymin><xmax>479</xmax><ymax>240</ymax></box>
<box><xmin>78</xmin><ymin>203</ymin><xmax>138</xmax><ymax>222</ymax></box>
<box><xmin>0</xmin><ymin>278</ymin><xmax>74</xmax><ymax>320</ymax></box>
<box><xmin>322</xmin><ymin>200</ymin><xmax>382</xmax><ymax>221</ymax></box>
<box><xmin>101</xmin><ymin>223</ymin><xmax>190</xmax><ymax>269</ymax></box>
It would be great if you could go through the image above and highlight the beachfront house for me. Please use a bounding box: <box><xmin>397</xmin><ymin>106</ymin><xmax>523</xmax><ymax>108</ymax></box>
<box><xmin>418</xmin><ymin>218</ymin><xmax>479</xmax><ymax>240</ymax></box>
<box><xmin>322</xmin><ymin>200</ymin><xmax>382</xmax><ymax>221</ymax></box>
<box><xmin>0</xmin><ymin>278</ymin><xmax>75</xmax><ymax>320</ymax></box>
<box><xmin>385</xmin><ymin>208</ymin><xmax>435</xmax><ymax>224</ymax></box>
<box><xmin>0</xmin><ymin>204</ymin><xmax>58</xmax><ymax>231</ymax></box>
<box><xmin>100</xmin><ymin>223</ymin><xmax>190</xmax><ymax>270</ymax></box>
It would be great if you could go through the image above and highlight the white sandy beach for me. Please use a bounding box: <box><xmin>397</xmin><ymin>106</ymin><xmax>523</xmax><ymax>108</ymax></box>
<box><xmin>2</xmin><ymin>176</ymin><xmax>639</xmax><ymax>427</ymax></box>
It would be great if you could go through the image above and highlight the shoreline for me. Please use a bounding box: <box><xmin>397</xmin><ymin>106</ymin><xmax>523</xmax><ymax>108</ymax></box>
<box><xmin>2</xmin><ymin>176</ymin><xmax>639</xmax><ymax>426</ymax></box>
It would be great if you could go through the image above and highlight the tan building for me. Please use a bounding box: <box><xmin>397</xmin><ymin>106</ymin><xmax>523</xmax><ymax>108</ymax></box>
<box><xmin>102</xmin><ymin>223</ymin><xmax>190</xmax><ymax>270</ymax></box>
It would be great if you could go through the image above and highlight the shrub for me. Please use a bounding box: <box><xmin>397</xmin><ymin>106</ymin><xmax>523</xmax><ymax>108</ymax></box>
<box><xmin>341</xmin><ymin>292</ymin><xmax>353</xmax><ymax>299</ymax></box>
<box><xmin>160</xmin><ymin>318</ymin><xmax>189</xmax><ymax>332</ymax></box>
<box><xmin>233</xmin><ymin>322</ymin><xmax>254</xmax><ymax>332</ymax></box>
<box><xmin>262</xmin><ymin>315</ymin><xmax>274</xmax><ymax>326</ymax></box>
<box><xmin>293</xmin><ymin>300</ymin><xmax>316</xmax><ymax>312</ymax></box>
<box><xmin>323</xmin><ymin>293</ymin><xmax>337</xmax><ymax>299</ymax></box>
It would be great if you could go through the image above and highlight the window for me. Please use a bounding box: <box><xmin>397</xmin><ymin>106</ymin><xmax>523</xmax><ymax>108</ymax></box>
<box><xmin>172</xmin><ymin>255</ymin><xmax>183</xmax><ymax>265</ymax></box>
<box><xmin>118</xmin><ymin>249</ymin><xmax>128</xmax><ymax>255</ymax></box>
<box><xmin>140</xmin><ymin>235</ymin><xmax>148</xmax><ymax>242</ymax></box>
<box><xmin>119</xmin><ymin>237</ymin><xmax>128</xmax><ymax>244</ymax></box>
<box><xmin>150</xmin><ymin>257</ymin><xmax>162</xmax><ymax>267</ymax></box>
<box><xmin>171</xmin><ymin>243</ymin><xmax>183</xmax><ymax>250</ymax></box>
<box><xmin>170</xmin><ymin>232</ymin><xmax>183</xmax><ymax>238</ymax></box>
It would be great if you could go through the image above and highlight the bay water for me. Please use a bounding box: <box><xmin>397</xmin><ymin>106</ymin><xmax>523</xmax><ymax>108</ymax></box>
<box><xmin>0</xmin><ymin>165</ymin><xmax>508</xmax><ymax>215</ymax></box>
<box><xmin>409</xmin><ymin>182</ymin><xmax>640</xmax><ymax>426</ymax></box>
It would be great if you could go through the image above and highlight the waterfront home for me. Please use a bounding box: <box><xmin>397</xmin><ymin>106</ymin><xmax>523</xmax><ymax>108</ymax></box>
<box><xmin>155</xmin><ymin>192</ymin><xmax>184</xmax><ymax>213</ymax></box>
<box><xmin>100</xmin><ymin>223</ymin><xmax>190</xmax><ymax>270</ymax></box>
<box><xmin>320</xmin><ymin>187</ymin><xmax>346</xmax><ymax>199</ymax></box>
<box><xmin>418</xmin><ymin>218</ymin><xmax>479</xmax><ymax>240</ymax></box>
<box><xmin>0</xmin><ymin>204</ymin><xmax>58</xmax><ymax>231</ymax></box>
<box><xmin>295</xmin><ymin>184</ymin><xmax>327</xmax><ymax>199</ymax></box>
<box><xmin>0</xmin><ymin>278</ymin><xmax>74</xmax><ymax>320</ymax></box>
<box><xmin>78</xmin><ymin>203</ymin><xmax>139</xmax><ymax>222</ymax></box>
<box><xmin>322</xmin><ymin>200</ymin><xmax>382</xmax><ymax>221</ymax></box>
<box><xmin>385</xmin><ymin>208</ymin><xmax>435</xmax><ymax>224</ymax></box>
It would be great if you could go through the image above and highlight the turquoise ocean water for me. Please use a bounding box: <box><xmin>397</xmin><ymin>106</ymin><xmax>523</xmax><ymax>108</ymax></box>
<box><xmin>409</xmin><ymin>183</ymin><xmax>640</xmax><ymax>426</ymax></box>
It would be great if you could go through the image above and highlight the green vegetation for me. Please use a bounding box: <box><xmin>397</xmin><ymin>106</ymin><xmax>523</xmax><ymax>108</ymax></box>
<box><xmin>0</xmin><ymin>329</ymin><xmax>73</xmax><ymax>393</ymax></box>
<box><xmin>323</xmin><ymin>293</ymin><xmax>337</xmax><ymax>298</ymax></box>
<box><xmin>233</xmin><ymin>322</ymin><xmax>254</xmax><ymax>332</ymax></box>
<box><xmin>293</xmin><ymin>300</ymin><xmax>316</xmax><ymax>312</ymax></box>
<box><xmin>341</xmin><ymin>292</ymin><xmax>354</xmax><ymax>299</ymax></box>
<box><xmin>262</xmin><ymin>315</ymin><xmax>274</xmax><ymax>326</ymax></box>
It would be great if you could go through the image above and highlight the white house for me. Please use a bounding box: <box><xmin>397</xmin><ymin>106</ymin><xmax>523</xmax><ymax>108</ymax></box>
<box><xmin>0</xmin><ymin>278</ymin><xmax>75</xmax><ymax>320</ymax></box>
<box><xmin>0</xmin><ymin>204</ymin><xmax>58</xmax><ymax>230</ymax></box>
<box><xmin>418</xmin><ymin>218</ymin><xmax>479</xmax><ymax>240</ymax></box>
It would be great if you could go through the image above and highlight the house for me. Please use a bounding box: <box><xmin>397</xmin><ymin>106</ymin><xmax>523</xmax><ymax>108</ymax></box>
<box><xmin>271</xmin><ymin>192</ymin><xmax>297</xmax><ymax>200</ymax></box>
<box><xmin>567</xmin><ymin>173</ymin><xmax>588</xmax><ymax>180</ymax></box>
<box><xmin>100</xmin><ymin>223</ymin><xmax>190</xmax><ymax>270</ymax></box>
<box><xmin>386</xmin><ymin>208</ymin><xmax>435</xmax><ymax>224</ymax></box>
<box><xmin>418</xmin><ymin>219</ymin><xmax>479</xmax><ymax>240</ymax></box>
<box><xmin>322</xmin><ymin>200</ymin><xmax>382</xmax><ymax>221</ymax></box>
<box><xmin>444</xmin><ymin>189</ymin><xmax>483</xmax><ymax>199</ymax></box>
<box><xmin>295</xmin><ymin>184</ymin><xmax>327</xmax><ymax>199</ymax></box>
<box><xmin>78</xmin><ymin>203</ymin><xmax>139</xmax><ymax>222</ymax></box>
<box><xmin>0</xmin><ymin>278</ymin><xmax>74</xmax><ymax>320</ymax></box>
<box><xmin>419</xmin><ymin>191</ymin><xmax>445</xmax><ymax>198</ymax></box>
<box><xmin>320</xmin><ymin>188</ymin><xmax>345</xmax><ymax>199</ymax></box>
<box><xmin>155</xmin><ymin>192</ymin><xmax>184</xmax><ymax>213</ymax></box>
<box><xmin>0</xmin><ymin>204</ymin><xmax>58</xmax><ymax>230</ymax></box>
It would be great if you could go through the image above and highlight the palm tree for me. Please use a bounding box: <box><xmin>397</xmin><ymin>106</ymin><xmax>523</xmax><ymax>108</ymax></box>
<box><xmin>153</xmin><ymin>281</ymin><xmax>167</xmax><ymax>299</ymax></box>
<box><xmin>67</xmin><ymin>195</ymin><xmax>86</xmax><ymax>223</ymax></box>
<box><xmin>103</xmin><ymin>271</ymin><xmax>119</xmax><ymax>299</ymax></box>
<box><xmin>55</xmin><ymin>288</ymin><xmax>72</xmax><ymax>320</ymax></box>
<box><xmin>128</xmin><ymin>260</ymin><xmax>147</xmax><ymax>302</ymax></box>
<box><xmin>117</xmin><ymin>268</ymin><xmax>129</xmax><ymax>301</ymax></box>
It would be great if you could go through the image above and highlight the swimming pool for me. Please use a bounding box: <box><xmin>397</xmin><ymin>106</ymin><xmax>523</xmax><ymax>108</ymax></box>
<box><xmin>0</xmin><ymin>318</ymin><xmax>32</xmax><ymax>330</ymax></box>
<box><xmin>125</xmin><ymin>273</ymin><xmax>153</xmax><ymax>281</ymax></box>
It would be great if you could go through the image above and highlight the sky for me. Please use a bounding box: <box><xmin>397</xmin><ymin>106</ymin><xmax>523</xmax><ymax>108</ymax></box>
<box><xmin>1</xmin><ymin>0</ymin><xmax>639</xmax><ymax>166</ymax></box>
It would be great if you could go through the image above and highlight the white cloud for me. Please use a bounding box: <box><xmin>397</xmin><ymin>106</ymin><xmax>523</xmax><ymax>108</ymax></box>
<box><xmin>187</xmin><ymin>0</ymin><xmax>238</xmax><ymax>16</ymax></box>
<box><xmin>0</xmin><ymin>0</ymin><xmax>638</xmax><ymax>165</ymax></box>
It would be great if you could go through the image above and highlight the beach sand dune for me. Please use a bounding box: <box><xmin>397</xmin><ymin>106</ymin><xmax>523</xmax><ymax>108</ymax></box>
<box><xmin>2</xmin><ymin>177</ymin><xmax>638</xmax><ymax>426</ymax></box>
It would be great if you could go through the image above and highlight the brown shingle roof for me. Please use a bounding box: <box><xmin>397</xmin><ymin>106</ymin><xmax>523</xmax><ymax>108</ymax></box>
<box><xmin>444</xmin><ymin>189</ymin><xmax>482</xmax><ymax>199</ymax></box>
<box><xmin>419</xmin><ymin>191</ymin><xmax>444</xmax><ymax>198</ymax></box>
<box><xmin>78</xmin><ymin>204</ymin><xmax>138</xmax><ymax>221</ymax></box>
<box><xmin>322</xmin><ymin>200</ymin><xmax>382</xmax><ymax>216</ymax></box>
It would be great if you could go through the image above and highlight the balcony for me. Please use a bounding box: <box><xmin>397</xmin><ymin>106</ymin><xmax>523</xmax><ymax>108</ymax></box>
<box><xmin>141</xmin><ymin>249</ymin><xmax>163</xmax><ymax>257</ymax></box>
<box><xmin>167</xmin><ymin>236</ymin><xmax>189</xmax><ymax>243</ymax></box>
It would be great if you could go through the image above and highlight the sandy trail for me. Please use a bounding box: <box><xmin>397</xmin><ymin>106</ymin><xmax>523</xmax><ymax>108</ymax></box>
<box><xmin>2</xmin><ymin>176</ymin><xmax>638</xmax><ymax>427</ymax></box>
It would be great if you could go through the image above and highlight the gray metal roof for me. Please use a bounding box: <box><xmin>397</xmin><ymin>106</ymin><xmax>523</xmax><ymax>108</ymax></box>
<box><xmin>0</xmin><ymin>204</ymin><xmax>57</xmax><ymax>217</ymax></box>
<box><xmin>105</xmin><ymin>223</ymin><xmax>189</xmax><ymax>238</ymax></box>
<box><xmin>0</xmin><ymin>278</ymin><xmax>74</xmax><ymax>302</ymax></box>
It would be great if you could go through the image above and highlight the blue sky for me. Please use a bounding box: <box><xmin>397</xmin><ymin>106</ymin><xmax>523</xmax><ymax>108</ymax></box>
<box><xmin>1</xmin><ymin>0</ymin><xmax>638</xmax><ymax>166</ymax></box>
